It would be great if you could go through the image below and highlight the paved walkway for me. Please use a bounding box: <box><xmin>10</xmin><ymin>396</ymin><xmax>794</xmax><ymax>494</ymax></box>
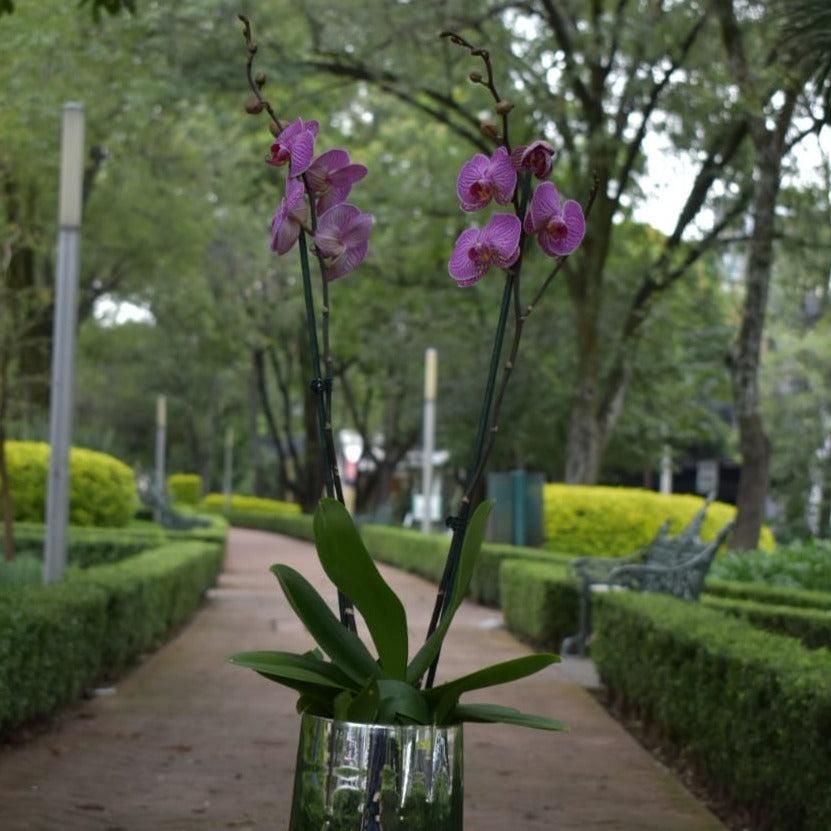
<box><xmin>0</xmin><ymin>528</ymin><xmax>727</xmax><ymax>830</ymax></box>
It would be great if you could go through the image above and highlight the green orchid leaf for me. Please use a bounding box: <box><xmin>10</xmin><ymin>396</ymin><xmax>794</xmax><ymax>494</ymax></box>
<box><xmin>272</xmin><ymin>563</ymin><xmax>383</xmax><ymax>685</ymax></box>
<box><xmin>345</xmin><ymin>681</ymin><xmax>382</xmax><ymax>723</ymax></box>
<box><xmin>314</xmin><ymin>499</ymin><xmax>409</xmax><ymax>680</ymax></box>
<box><xmin>375</xmin><ymin>679</ymin><xmax>431</xmax><ymax>725</ymax></box>
<box><xmin>426</xmin><ymin>653</ymin><xmax>560</xmax><ymax>723</ymax></box>
<box><xmin>227</xmin><ymin>650</ymin><xmax>357</xmax><ymax>690</ymax></box>
<box><xmin>450</xmin><ymin>702</ymin><xmax>568</xmax><ymax>732</ymax></box>
<box><xmin>407</xmin><ymin>500</ymin><xmax>493</xmax><ymax>684</ymax></box>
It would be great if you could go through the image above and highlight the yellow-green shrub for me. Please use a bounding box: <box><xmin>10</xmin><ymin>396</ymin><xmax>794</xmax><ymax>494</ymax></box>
<box><xmin>3</xmin><ymin>441</ymin><xmax>136</xmax><ymax>527</ymax></box>
<box><xmin>543</xmin><ymin>484</ymin><xmax>774</xmax><ymax>557</ymax></box>
<box><xmin>199</xmin><ymin>492</ymin><xmax>301</xmax><ymax>516</ymax></box>
<box><xmin>167</xmin><ymin>473</ymin><xmax>202</xmax><ymax>505</ymax></box>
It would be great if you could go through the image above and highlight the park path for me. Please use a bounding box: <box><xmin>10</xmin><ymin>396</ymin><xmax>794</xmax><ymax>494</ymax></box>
<box><xmin>0</xmin><ymin>527</ymin><xmax>727</xmax><ymax>830</ymax></box>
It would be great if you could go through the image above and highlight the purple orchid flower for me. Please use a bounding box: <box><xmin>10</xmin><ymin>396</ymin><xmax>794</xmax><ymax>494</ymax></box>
<box><xmin>267</xmin><ymin>117</ymin><xmax>320</xmax><ymax>177</ymax></box>
<box><xmin>448</xmin><ymin>213</ymin><xmax>521</xmax><ymax>287</ymax></box>
<box><xmin>313</xmin><ymin>203</ymin><xmax>374</xmax><ymax>281</ymax></box>
<box><xmin>511</xmin><ymin>140</ymin><xmax>556</xmax><ymax>179</ymax></box>
<box><xmin>305</xmin><ymin>149</ymin><xmax>368</xmax><ymax>215</ymax></box>
<box><xmin>456</xmin><ymin>147</ymin><xmax>517</xmax><ymax>212</ymax></box>
<box><xmin>270</xmin><ymin>177</ymin><xmax>308</xmax><ymax>255</ymax></box>
<box><xmin>523</xmin><ymin>181</ymin><xmax>585</xmax><ymax>257</ymax></box>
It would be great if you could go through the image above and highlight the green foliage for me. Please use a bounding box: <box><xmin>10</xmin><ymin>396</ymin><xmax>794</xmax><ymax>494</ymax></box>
<box><xmin>499</xmin><ymin>560</ymin><xmax>579</xmax><ymax>651</ymax></box>
<box><xmin>702</xmin><ymin>595</ymin><xmax>831</xmax><ymax>650</ymax></box>
<box><xmin>709</xmin><ymin>539</ymin><xmax>831</xmax><ymax>592</ymax></box>
<box><xmin>0</xmin><ymin>554</ymin><xmax>41</xmax><ymax>587</ymax></box>
<box><xmin>3</xmin><ymin>441</ymin><xmax>136</xmax><ymax>527</ymax></box>
<box><xmin>592</xmin><ymin>592</ymin><xmax>831</xmax><ymax>831</ymax></box>
<box><xmin>704</xmin><ymin>577</ymin><xmax>831</xmax><ymax>611</ymax></box>
<box><xmin>0</xmin><ymin>522</ymin><xmax>168</xmax><ymax>568</ymax></box>
<box><xmin>543</xmin><ymin>484</ymin><xmax>774</xmax><ymax>555</ymax></box>
<box><xmin>220</xmin><ymin>510</ymin><xmax>314</xmax><ymax>540</ymax></box>
<box><xmin>167</xmin><ymin>473</ymin><xmax>202</xmax><ymax>505</ymax></box>
<box><xmin>200</xmin><ymin>493</ymin><xmax>301</xmax><ymax>516</ymax></box>
<box><xmin>0</xmin><ymin>539</ymin><xmax>224</xmax><ymax>738</ymax></box>
<box><xmin>230</xmin><ymin>499</ymin><xmax>565</xmax><ymax>730</ymax></box>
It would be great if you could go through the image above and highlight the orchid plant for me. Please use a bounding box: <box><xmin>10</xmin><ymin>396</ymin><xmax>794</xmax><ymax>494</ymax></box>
<box><xmin>229</xmin><ymin>19</ymin><xmax>591</xmax><ymax>731</ymax></box>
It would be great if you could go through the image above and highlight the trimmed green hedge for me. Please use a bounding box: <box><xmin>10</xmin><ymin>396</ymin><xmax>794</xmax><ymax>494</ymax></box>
<box><xmin>703</xmin><ymin>577</ymin><xmax>831</xmax><ymax>610</ymax></box>
<box><xmin>702</xmin><ymin>595</ymin><xmax>831</xmax><ymax>650</ymax></box>
<box><xmin>499</xmin><ymin>560</ymin><xmax>579</xmax><ymax>650</ymax></box>
<box><xmin>167</xmin><ymin>473</ymin><xmax>202</xmax><ymax>505</ymax></box>
<box><xmin>592</xmin><ymin>592</ymin><xmax>831</xmax><ymax>831</ymax></box>
<box><xmin>360</xmin><ymin>525</ymin><xmax>450</xmax><ymax>584</ymax></box>
<box><xmin>543</xmin><ymin>484</ymin><xmax>774</xmax><ymax>556</ymax></box>
<box><xmin>4</xmin><ymin>440</ymin><xmax>137</xmax><ymax>527</ymax></box>
<box><xmin>1</xmin><ymin>522</ymin><xmax>168</xmax><ymax>567</ymax></box>
<box><xmin>0</xmin><ymin>540</ymin><xmax>224</xmax><ymax>738</ymax></box>
<box><xmin>223</xmin><ymin>511</ymin><xmax>314</xmax><ymax>540</ymax></box>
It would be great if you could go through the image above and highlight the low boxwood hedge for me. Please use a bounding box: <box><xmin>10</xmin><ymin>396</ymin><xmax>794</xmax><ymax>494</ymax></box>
<box><xmin>702</xmin><ymin>594</ymin><xmax>831</xmax><ymax>650</ymax></box>
<box><xmin>221</xmin><ymin>511</ymin><xmax>314</xmax><ymax>540</ymax></box>
<box><xmin>360</xmin><ymin>525</ymin><xmax>450</xmax><ymax>584</ymax></box>
<box><xmin>704</xmin><ymin>576</ymin><xmax>831</xmax><ymax>610</ymax></box>
<box><xmin>471</xmin><ymin>542</ymin><xmax>573</xmax><ymax>607</ymax></box>
<box><xmin>592</xmin><ymin>592</ymin><xmax>831</xmax><ymax>831</ymax></box>
<box><xmin>1</xmin><ymin>522</ymin><xmax>169</xmax><ymax>567</ymax></box>
<box><xmin>499</xmin><ymin>560</ymin><xmax>579</xmax><ymax>650</ymax></box>
<box><xmin>0</xmin><ymin>539</ymin><xmax>224</xmax><ymax>739</ymax></box>
<box><xmin>199</xmin><ymin>493</ymin><xmax>301</xmax><ymax>516</ymax></box>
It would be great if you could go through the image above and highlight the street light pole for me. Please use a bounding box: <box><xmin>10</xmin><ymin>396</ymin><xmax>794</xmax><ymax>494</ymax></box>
<box><xmin>421</xmin><ymin>348</ymin><xmax>437</xmax><ymax>533</ymax></box>
<box><xmin>44</xmin><ymin>103</ymin><xmax>85</xmax><ymax>584</ymax></box>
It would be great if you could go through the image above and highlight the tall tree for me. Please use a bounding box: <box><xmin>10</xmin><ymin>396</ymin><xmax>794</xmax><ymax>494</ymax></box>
<box><xmin>715</xmin><ymin>0</ymin><xmax>828</xmax><ymax>548</ymax></box>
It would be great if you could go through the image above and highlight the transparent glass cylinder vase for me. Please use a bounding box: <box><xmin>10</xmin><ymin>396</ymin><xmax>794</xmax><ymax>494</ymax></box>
<box><xmin>288</xmin><ymin>713</ymin><xmax>464</xmax><ymax>831</ymax></box>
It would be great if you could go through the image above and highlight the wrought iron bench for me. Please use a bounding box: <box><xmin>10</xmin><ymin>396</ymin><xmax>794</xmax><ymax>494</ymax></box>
<box><xmin>137</xmin><ymin>479</ymin><xmax>212</xmax><ymax>531</ymax></box>
<box><xmin>561</xmin><ymin>497</ymin><xmax>734</xmax><ymax>656</ymax></box>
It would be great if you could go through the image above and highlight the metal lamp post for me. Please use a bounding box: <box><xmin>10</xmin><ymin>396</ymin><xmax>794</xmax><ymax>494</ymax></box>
<box><xmin>44</xmin><ymin>103</ymin><xmax>85</xmax><ymax>584</ymax></box>
<box><xmin>420</xmin><ymin>348</ymin><xmax>437</xmax><ymax>533</ymax></box>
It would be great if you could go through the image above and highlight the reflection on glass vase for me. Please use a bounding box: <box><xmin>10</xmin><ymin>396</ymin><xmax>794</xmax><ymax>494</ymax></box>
<box><xmin>288</xmin><ymin>713</ymin><xmax>464</xmax><ymax>831</ymax></box>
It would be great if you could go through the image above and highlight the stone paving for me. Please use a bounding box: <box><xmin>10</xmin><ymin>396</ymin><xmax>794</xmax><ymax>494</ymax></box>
<box><xmin>0</xmin><ymin>527</ymin><xmax>727</xmax><ymax>830</ymax></box>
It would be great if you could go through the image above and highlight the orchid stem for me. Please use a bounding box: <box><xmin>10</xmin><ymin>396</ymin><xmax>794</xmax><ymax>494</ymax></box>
<box><xmin>424</xmin><ymin>266</ymin><xmax>517</xmax><ymax>688</ymax></box>
<box><xmin>298</xmin><ymin>229</ymin><xmax>356</xmax><ymax>630</ymax></box>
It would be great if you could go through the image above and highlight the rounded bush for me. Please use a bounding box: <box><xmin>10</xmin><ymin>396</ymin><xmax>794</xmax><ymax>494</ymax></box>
<box><xmin>167</xmin><ymin>473</ymin><xmax>202</xmax><ymax>506</ymax></box>
<box><xmin>543</xmin><ymin>484</ymin><xmax>774</xmax><ymax>557</ymax></box>
<box><xmin>3</xmin><ymin>441</ymin><xmax>136</xmax><ymax>527</ymax></box>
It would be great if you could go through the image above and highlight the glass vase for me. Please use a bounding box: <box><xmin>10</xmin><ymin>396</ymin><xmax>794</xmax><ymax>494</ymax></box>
<box><xmin>288</xmin><ymin>713</ymin><xmax>464</xmax><ymax>831</ymax></box>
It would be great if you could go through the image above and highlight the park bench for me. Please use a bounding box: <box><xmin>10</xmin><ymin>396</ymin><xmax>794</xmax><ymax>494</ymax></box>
<box><xmin>137</xmin><ymin>478</ymin><xmax>212</xmax><ymax>531</ymax></box>
<box><xmin>560</xmin><ymin>496</ymin><xmax>734</xmax><ymax>656</ymax></box>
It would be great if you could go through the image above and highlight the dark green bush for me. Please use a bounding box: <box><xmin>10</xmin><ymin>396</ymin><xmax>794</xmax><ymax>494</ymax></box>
<box><xmin>704</xmin><ymin>576</ymin><xmax>831</xmax><ymax>610</ymax></box>
<box><xmin>499</xmin><ymin>560</ymin><xmax>579</xmax><ymax>650</ymax></box>
<box><xmin>4</xmin><ymin>440</ymin><xmax>137</xmax><ymax>527</ymax></box>
<box><xmin>0</xmin><ymin>522</ymin><xmax>168</xmax><ymax>568</ymax></box>
<box><xmin>593</xmin><ymin>592</ymin><xmax>831</xmax><ymax>831</ymax></box>
<box><xmin>472</xmin><ymin>542</ymin><xmax>573</xmax><ymax>607</ymax></box>
<box><xmin>0</xmin><ymin>539</ymin><xmax>224</xmax><ymax>738</ymax></box>
<box><xmin>702</xmin><ymin>595</ymin><xmax>831</xmax><ymax>650</ymax></box>
<box><xmin>709</xmin><ymin>539</ymin><xmax>831</xmax><ymax>593</ymax></box>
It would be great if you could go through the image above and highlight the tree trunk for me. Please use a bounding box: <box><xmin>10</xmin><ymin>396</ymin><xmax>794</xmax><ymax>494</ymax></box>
<box><xmin>732</xmin><ymin>412</ymin><xmax>770</xmax><ymax>548</ymax></box>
